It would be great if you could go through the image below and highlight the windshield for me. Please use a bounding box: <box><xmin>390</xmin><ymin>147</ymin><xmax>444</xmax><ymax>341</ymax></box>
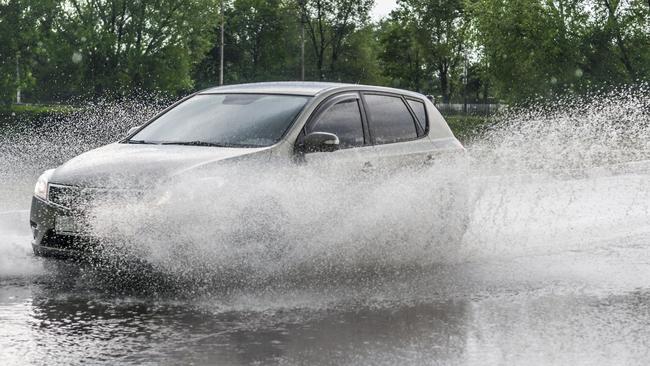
<box><xmin>130</xmin><ymin>94</ymin><xmax>310</xmax><ymax>147</ymax></box>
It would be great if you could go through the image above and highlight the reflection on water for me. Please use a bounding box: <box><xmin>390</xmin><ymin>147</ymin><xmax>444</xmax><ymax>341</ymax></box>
<box><xmin>2</xmin><ymin>240</ymin><xmax>650</xmax><ymax>366</ymax></box>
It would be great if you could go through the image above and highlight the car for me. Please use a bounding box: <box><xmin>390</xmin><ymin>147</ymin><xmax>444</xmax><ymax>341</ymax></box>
<box><xmin>30</xmin><ymin>82</ymin><xmax>467</xmax><ymax>258</ymax></box>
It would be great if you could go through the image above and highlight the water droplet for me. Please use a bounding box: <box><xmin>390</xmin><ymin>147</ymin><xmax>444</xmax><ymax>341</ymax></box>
<box><xmin>72</xmin><ymin>52</ymin><xmax>83</xmax><ymax>64</ymax></box>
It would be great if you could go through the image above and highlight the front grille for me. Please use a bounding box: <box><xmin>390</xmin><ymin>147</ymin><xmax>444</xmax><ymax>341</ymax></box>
<box><xmin>48</xmin><ymin>184</ymin><xmax>83</xmax><ymax>209</ymax></box>
<box><xmin>48</xmin><ymin>184</ymin><xmax>144</xmax><ymax>211</ymax></box>
<box><xmin>42</xmin><ymin>231</ymin><xmax>99</xmax><ymax>251</ymax></box>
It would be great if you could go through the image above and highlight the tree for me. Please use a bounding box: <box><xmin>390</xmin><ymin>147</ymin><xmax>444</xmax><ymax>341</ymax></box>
<box><xmin>590</xmin><ymin>0</ymin><xmax>650</xmax><ymax>83</ymax></box>
<box><xmin>469</xmin><ymin>0</ymin><xmax>589</xmax><ymax>101</ymax></box>
<box><xmin>599</xmin><ymin>0</ymin><xmax>635</xmax><ymax>79</ymax></box>
<box><xmin>227</xmin><ymin>0</ymin><xmax>300</xmax><ymax>81</ymax></box>
<box><xmin>38</xmin><ymin>0</ymin><xmax>220</xmax><ymax>98</ymax></box>
<box><xmin>334</xmin><ymin>24</ymin><xmax>386</xmax><ymax>84</ymax></box>
<box><xmin>194</xmin><ymin>0</ymin><xmax>303</xmax><ymax>86</ymax></box>
<box><xmin>298</xmin><ymin>0</ymin><xmax>374</xmax><ymax>80</ymax></box>
<box><xmin>0</xmin><ymin>0</ymin><xmax>59</xmax><ymax>104</ymax></box>
<box><xmin>377</xmin><ymin>10</ymin><xmax>427</xmax><ymax>92</ymax></box>
<box><xmin>3</xmin><ymin>0</ymin><xmax>649</xmax><ymax>106</ymax></box>
<box><xmin>401</xmin><ymin>0</ymin><xmax>468</xmax><ymax>102</ymax></box>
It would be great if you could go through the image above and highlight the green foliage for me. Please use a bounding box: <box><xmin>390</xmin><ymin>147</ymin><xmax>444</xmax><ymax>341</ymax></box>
<box><xmin>377</xmin><ymin>11</ymin><xmax>428</xmax><ymax>91</ymax></box>
<box><xmin>407</xmin><ymin>0</ymin><xmax>469</xmax><ymax>102</ymax></box>
<box><xmin>298</xmin><ymin>0</ymin><xmax>375</xmax><ymax>80</ymax></box>
<box><xmin>377</xmin><ymin>0</ymin><xmax>469</xmax><ymax>101</ymax></box>
<box><xmin>0</xmin><ymin>0</ymin><xmax>649</xmax><ymax>105</ymax></box>
<box><xmin>329</xmin><ymin>24</ymin><xmax>386</xmax><ymax>84</ymax></box>
<box><xmin>469</xmin><ymin>0</ymin><xmax>588</xmax><ymax>100</ymax></box>
<box><xmin>468</xmin><ymin>0</ymin><xmax>650</xmax><ymax>101</ymax></box>
<box><xmin>0</xmin><ymin>0</ymin><xmax>59</xmax><ymax>104</ymax></box>
<box><xmin>445</xmin><ymin>115</ymin><xmax>489</xmax><ymax>142</ymax></box>
<box><xmin>0</xmin><ymin>104</ymin><xmax>75</xmax><ymax>114</ymax></box>
<box><xmin>14</xmin><ymin>0</ymin><xmax>219</xmax><ymax>101</ymax></box>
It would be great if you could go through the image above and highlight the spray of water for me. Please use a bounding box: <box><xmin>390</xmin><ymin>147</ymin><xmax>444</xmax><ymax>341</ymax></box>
<box><xmin>472</xmin><ymin>86</ymin><xmax>650</xmax><ymax>173</ymax></box>
<box><xmin>0</xmin><ymin>97</ymin><xmax>166</xmax><ymax>208</ymax></box>
<box><xmin>0</xmin><ymin>87</ymin><xmax>648</xmax><ymax>297</ymax></box>
<box><xmin>85</xmin><ymin>158</ymin><xmax>469</xmax><ymax>288</ymax></box>
<box><xmin>462</xmin><ymin>86</ymin><xmax>650</xmax><ymax>259</ymax></box>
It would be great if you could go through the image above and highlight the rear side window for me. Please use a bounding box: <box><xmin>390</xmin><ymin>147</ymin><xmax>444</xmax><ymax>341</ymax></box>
<box><xmin>364</xmin><ymin>94</ymin><xmax>418</xmax><ymax>144</ymax></box>
<box><xmin>407</xmin><ymin>99</ymin><xmax>428</xmax><ymax>135</ymax></box>
<box><xmin>308</xmin><ymin>99</ymin><xmax>365</xmax><ymax>148</ymax></box>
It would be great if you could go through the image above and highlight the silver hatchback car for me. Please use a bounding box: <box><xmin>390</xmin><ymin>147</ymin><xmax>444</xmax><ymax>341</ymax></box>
<box><xmin>30</xmin><ymin>82</ymin><xmax>466</xmax><ymax>258</ymax></box>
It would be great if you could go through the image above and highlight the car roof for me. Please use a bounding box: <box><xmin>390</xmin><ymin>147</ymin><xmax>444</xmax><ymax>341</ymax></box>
<box><xmin>199</xmin><ymin>81</ymin><xmax>426</xmax><ymax>98</ymax></box>
<box><xmin>200</xmin><ymin>82</ymin><xmax>348</xmax><ymax>96</ymax></box>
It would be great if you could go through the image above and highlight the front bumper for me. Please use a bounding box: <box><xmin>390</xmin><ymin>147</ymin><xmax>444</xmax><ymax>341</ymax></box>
<box><xmin>30</xmin><ymin>196</ymin><xmax>100</xmax><ymax>259</ymax></box>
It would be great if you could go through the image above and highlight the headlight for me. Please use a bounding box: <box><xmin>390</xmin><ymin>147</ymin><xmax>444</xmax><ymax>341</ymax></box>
<box><xmin>34</xmin><ymin>169</ymin><xmax>55</xmax><ymax>200</ymax></box>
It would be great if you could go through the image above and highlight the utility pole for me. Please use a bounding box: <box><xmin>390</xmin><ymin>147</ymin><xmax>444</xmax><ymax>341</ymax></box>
<box><xmin>462</xmin><ymin>53</ymin><xmax>468</xmax><ymax>115</ymax></box>
<box><xmin>219</xmin><ymin>0</ymin><xmax>225</xmax><ymax>86</ymax></box>
<box><xmin>298</xmin><ymin>0</ymin><xmax>306</xmax><ymax>81</ymax></box>
<box><xmin>16</xmin><ymin>52</ymin><xmax>21</xmax><ymax>104</ymax></box>
<box><xmin>300</xmin><ymin>1</ymin><xmax>306</xmax><ymax>81</ymax></box>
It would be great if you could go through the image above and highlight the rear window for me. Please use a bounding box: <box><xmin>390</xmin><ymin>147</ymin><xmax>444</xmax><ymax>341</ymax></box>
<box><xmin>407</xmin><ymin>99</ymin><xmax>428</xmax><ymax>135</ymax></box>
<box><xmin>364</xmin><ymin>94</ymin><xmax>418</xmax><ymax>144</ymax></box>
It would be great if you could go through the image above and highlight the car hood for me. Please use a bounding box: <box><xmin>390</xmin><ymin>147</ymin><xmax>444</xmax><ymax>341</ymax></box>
<box><xmin>50</xmin><ymin>143</ymin><xmax>270</xmax><ymax>188</ymax></box>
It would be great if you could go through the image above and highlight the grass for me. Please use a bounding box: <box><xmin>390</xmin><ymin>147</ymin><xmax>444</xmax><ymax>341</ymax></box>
<box><xmin>444</xmin><ymin>115</ymin><xmax>491</xmax><ymax>142</ymax></box>
<box><xmin>0</xmin><ymin>103</ymin><xmax>76</xmax><ymax>115</ymax></box>
<box><xmin>0</xmin><ymin>104</ymin><xmax>77</xmax><ymax>133</ymax></box>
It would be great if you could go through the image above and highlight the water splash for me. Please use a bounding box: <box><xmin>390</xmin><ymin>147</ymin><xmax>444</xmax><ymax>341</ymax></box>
<box><xmin>0</xmin><ymin>87</ymin><xmax>648</xmax><ymax>296</ymax></box>
<box><xmin>463</xmin><ymin>86</ymin><xmax>650</xmax><ymax>259</ymax></box>
<box><xmin>87</xmin><ymin>158</ymin><xmax>469</xmax><ymax>288</ymax></box>
<box><xmin>471</xmin><ymin>86</ymin><xmax>650</xmax><ymax>173</ymax></box>
<box><xmin>0</xmin><ymin>97</ymin><xmax>167</xmax><ymax>204</ymax></box>
<box><xmin>0</xmin><ymin>97</ymin><xmax>165</xmax><ymax>279</ymax></box>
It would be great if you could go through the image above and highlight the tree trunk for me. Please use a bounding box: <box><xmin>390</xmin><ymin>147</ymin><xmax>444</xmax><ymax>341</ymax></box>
<box><xmin>439</xmin><ymin>65</ymin><xmax>449</xmax><ymax>103</ymax></box>
<box><xmin>483</xmin><ymin>79</ymin><xmax>489</xmax><ymax>104</ymax></box>
<box><xmin>602</xmin><ymin>0</ymin><xmax>636</xmax><ymax>80</ymax></box>
<box><xmin>301</xmin><ymin>1</ymin><xmax>326</xmax><ymax>80</ymax></box>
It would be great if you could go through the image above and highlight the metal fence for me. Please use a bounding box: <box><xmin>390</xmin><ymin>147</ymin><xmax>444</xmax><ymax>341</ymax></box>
<box><xmin>434</xmin><ymin>103</ymin><xmax>503</xmax><ymax>115</ymax></box>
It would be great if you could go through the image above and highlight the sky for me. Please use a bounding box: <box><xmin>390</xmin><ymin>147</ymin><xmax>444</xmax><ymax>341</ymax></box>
<box><xmin>371</xmin><ymin>0</ymin><xmax>399</xmax><ymax>21</ymax></box>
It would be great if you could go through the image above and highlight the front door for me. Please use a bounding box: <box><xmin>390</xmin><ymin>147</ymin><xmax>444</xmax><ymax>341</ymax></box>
<box><xmin>296</xmin><ymin>92</ymin><xmax>378</xmax><ymax>178</ymax></box>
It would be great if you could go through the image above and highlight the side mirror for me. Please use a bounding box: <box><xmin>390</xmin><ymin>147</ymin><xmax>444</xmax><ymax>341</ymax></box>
<box><xmin>302</xmin><ymin>132</ymin><xmax>340</xmax><ymax>153</ymax></box>
<box><xmin>127</xmin><ymin>125</ymin><xmax>142</xmax><ymax>136</ymax></box>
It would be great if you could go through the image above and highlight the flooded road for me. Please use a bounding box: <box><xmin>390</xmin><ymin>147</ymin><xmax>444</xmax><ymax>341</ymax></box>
<box><xmin>1</xmin><ymin>168</ymin><xmax>649</xmax><ymax>366</ymax></box>
<box><xmin>1</xmin><ymin>91</ymin><xmax>650</xmax><ymax>365</ymax></box>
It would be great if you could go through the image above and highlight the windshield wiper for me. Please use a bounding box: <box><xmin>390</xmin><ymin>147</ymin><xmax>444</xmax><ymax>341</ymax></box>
<box><xmin>126</xmin><ymin>140</ymin><xmax>157</xmax><ymax>145</ymax></box>
<box><xmin>160</xmin><ymin>141</ymin><xmax>236</xmax><ymax>147</ymax></box>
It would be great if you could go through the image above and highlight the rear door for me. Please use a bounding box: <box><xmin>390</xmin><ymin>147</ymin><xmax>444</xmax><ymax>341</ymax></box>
<box><xmin>361</xmin><ymin>93</ymin><xmax>433</xmax><ymax>172</ymax></box>
<box><xmin>296</xmin><ymin>92</ymin><xmax>378</xmax><ymax>176</ymax></box>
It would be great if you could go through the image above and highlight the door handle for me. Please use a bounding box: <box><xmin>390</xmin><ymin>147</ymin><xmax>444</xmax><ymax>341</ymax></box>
<box><xmin>425</xmin><ymin>154</ymin><xmax>435</xmax><ymax>164</ymax></box>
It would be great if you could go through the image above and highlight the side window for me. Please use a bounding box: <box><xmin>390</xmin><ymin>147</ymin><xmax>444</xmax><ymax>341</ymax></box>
<box><xmin>308</xmin><ymin>99</ymin><xmax>365</xmax><ymax>148</ymax></box>
<box><xmin>407</xmin><ymin>99</ymin><xmax>428</xmax><ymax>135</ymax></box>
<box><xmin>364</xmin><ymin>94</ymin><xmax>418</xmax><ymax>144</ymax></box>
